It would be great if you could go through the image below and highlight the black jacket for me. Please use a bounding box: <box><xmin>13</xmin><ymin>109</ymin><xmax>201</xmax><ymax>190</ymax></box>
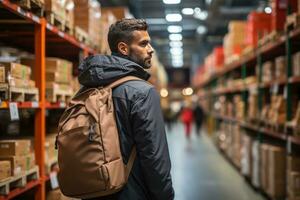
<box><xmin>78</xmin><ymin>55</ymin><xmax>174</xmax><ymax>200</ymax></box>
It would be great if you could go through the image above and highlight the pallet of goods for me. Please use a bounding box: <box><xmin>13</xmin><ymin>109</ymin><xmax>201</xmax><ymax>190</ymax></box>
<box><xmin>0</xmin><ymin>62</ymin><xmax>39</xmax><ymax>102</ymax></box>
<box><xmin>0</xmin><ymin>139</ymin><xmax>39</xmax><ymax>195</ymax></box>
<box><xmin>11</xmin><ymin>0</ymin><xmax>45</xmax><ymax>16</ymax></box>
<box><xmin>21</xmin><ymin>57</ymin><xmax>73</xmax><ymax>103</ymax></box>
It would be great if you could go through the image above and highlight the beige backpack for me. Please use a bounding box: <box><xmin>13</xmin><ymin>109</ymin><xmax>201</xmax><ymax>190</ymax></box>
<box><xmin>56</xmin><ymin>76</ymin><xmax>141</xmax><ymax>199</ymax></box>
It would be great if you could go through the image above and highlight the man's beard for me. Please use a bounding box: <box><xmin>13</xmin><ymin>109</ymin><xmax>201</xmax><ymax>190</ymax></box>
<box><xmin>128</xmin><ymin>52</ymin><xmax>151</xmax><ymax>69</ymax></box>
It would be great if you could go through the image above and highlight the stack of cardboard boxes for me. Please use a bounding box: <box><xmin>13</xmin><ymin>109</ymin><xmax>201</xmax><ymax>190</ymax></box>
<box><xmin>275</xmin><ymin>56</ymin><xmax>286</xmax><ymax>80</ymax></box>
<box><xmin>287</xmin><ymin>155</ymin><xmax>300</xmax><ymax>200</ymax></box>
<box><xmin>260</xmin><ymin>144</ymin><xmax>286</xmax><ymax>199</ymax></box>
<box><xmin>223</xmin><ymin>21</ymin><xmax>247</xmax><ymax>64</ymax></box>
<box><xmin>0</xmin><ymin>62</ymin><xmax>36</xmax><ymax>90</ymax></box>
<box><xmin>21</xmin><ymin>57</ymin><xmax>73</xmax><ymax>102</ymax></box>
<box><xmin>45</xmin><ymin>134</ymin><xmax>58</xmax><ymax>174</ymax></box>
<box><xmin>262</xmin><ymin>61</ymin><xmax>274</xmax><ymax>83</ymax></box>
<box><xmin>74</xmin><ymin>0</ymin><xmax>101</xmax><ymax>48</ymax></box>
<box><xmin>0</xmin><ymin>140</ymin><xmax>35</xmax><ymax>179</ymax></box>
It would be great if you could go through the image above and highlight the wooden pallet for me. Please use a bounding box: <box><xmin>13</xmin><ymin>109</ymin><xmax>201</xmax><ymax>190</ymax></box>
<box><xmin>285</xmin><ymin>13</ymin><xmax>300</xmax><ymax>32</ymax></box>
<box><xmin>0</xmin><ymin>84</ymin><xmax>39</xmax><ymax>102</ymax></box>
<box><xmin>46</xmin><ymin>12</ymin><xmax>64</xmax><ymax>31</ymax></box>
<box><xmin>0</xmin><ymin>166</ymin><xmax>39</xmax><ymax>195</ymax></box>
<box><xmin>46</xmin><ymin>88</ymin><xmax>73</xmax><ymax>103</ymax></box>
<box><xmin>11</xmin><ymin>0</ymin><xmax>44</xmax><ymax>16</ymax></box>
<box><xmin>74</xmin><ymin>26</ymin><xmax>88</xmax><ymax>44</ymax></box>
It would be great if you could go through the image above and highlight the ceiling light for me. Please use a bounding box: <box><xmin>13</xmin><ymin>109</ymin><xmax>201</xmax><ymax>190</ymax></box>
<box><xmin>160</xmin><ymin>88</ymin><xmax>169</xmax><ymax>98</ymax></box>
<box><xmin>170</xmin><ymin>47</ymin><xmax>183</xmax><ymax>55</ymax></box>
<box><xmin>173</xmin><ymin>62</ymin><xmax>183</xmax><ymax>68</ymax></box>
<box><xmin>194</xmin><ymin>10</ymin><xmax>208</xmax><ymax>20</ymax></box>
<box><xmin>166</xmin><ymin>14</ymin><xmax>182</xmax><ymax>22</ymax></box>
<box><xmin>197</xmin><ymin>26</ymin><xmax>207</xmax><ymax>34</ymax></box>
<box><xmin>168</xmin><ymin>25</ymin><xmax>182</xmax><ymax>33</ymax></box>
<box><xmin>264</xmin><ymin>6</ymin><xmax>272</xmax><ymax>14</ymax></box>
<box><xmin>182</xmin><ymin>87</ymin><xmax>194</xmax><ymax>96</ymax></box>
<box><xmin>194</xmin><ymin>7</ymin><xmax>201</xmax><ymax>13</ymax></box>
<box><xmin>170</xmin><ymin>41</ymin><xmax>183</xmax><ymax>48</ymax></box>
<box><xmin>169</xmin><ymin>33</ymin><xmax>182</xmax><ymax>41</ymax></box>
<box><xmin>65</xmin><ymin>1</ymin><xmax>74</xmax><ymax>10</ymax></box>
<box><xmin>182</xmin><ymin>8</ymin><xmax>194</xmax><ymax>15</ymax></box>
<box><xmin>206</xmin><ymin>0</ymin><xmax>212</xmax><ymax>5</ymax></box>
<box><xmin>163</xmin><ymin>0</ymin><xmax>181</xmax><ymax>4</ymax></box>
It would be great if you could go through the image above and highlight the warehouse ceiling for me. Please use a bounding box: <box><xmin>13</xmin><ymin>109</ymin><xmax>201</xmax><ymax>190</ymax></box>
<box><xmin>99</xmin><ymin>0</ymin><xmax>268</xmax><ymax>72</ymax></box>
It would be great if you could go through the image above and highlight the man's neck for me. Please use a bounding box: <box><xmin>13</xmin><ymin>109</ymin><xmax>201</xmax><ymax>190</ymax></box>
<box><xmin>111</xmin><ymin>52</ymin><xmax>131</xmax><ymax>61</ymax></box>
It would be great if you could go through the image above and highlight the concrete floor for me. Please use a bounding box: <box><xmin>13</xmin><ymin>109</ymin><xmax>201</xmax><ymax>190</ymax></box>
<box><xmin>166</xmin><ymin>123</ymin><xmax>266</xmax><ymax>200</ymax></box>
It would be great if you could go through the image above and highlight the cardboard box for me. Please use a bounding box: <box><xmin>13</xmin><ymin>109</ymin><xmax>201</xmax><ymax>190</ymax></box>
<box><xmin>268</xmin><ymin>146</ymin><xmax>286</xmax><ymax>198</ymax></box>
<box><xmin>46</xmin><ymin>72</ymin><xmax>71</xmax><ymax>84</ymax></box>
<box><xmin>288</xmin><ymin>172</ymin><xmax>300</xmax><ymax>197</ymax></box>
<box><xmin>275</xmin><ymin>56</ymin><xmax>286</xmax><ymax>79</ymax></box>
<box><xmin>288</xmin><ymin>156</ymin><xmax>300</xmax><ymax>172</ymax></box>
<box><xmin>293</xmin><ymin>52</ymin><xmax>300</xmax><ymax>77</ymax></box>
<box><xmin>0</xmin><ymin>156</ymin><xmax>26</xmax><ymax>176</ymax></box>
<box><xmin>0</xmin><ymin>140</ymin><xmax>31</xmax><ymax>156</ymax></box>
<box><xmin>46</xmin><ymin>82</ymin><xmax>72</xmax><ymax>92</ymax></box>
<box><xmin>260</xmin><ymin>144</ymin><xmax>269</xmax><ymax>191</ymax></box>
<box><xmin>25</xmin><ymin>153</ymin><xmax>35</xmax><ymax>171</ymax></box>
<box><xmin>0</xmin><ymin>161</ymin><xmax>11</xmax><ymax>180</ymax></box>
<box><xmin>0</xmin><ymin>62</ymin><xmax>31</xmax><ymax>82</ymax></box>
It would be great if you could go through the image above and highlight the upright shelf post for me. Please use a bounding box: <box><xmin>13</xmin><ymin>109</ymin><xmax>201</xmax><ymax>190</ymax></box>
<box><xmin>34</xmin><ymin>18</ymin><xmax>46</xmax><ymax>200</ymax></box>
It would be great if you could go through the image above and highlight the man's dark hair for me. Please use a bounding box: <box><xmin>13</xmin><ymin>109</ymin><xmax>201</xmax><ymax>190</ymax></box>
<box><xmin>108</xmin><ymin>19</ymin><xmax>148</xmax><ymax>53</ymax></box>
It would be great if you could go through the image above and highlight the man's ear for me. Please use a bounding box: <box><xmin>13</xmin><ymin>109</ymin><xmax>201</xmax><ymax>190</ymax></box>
<box><xmin>117</xmin><ymin>42</ymin><xmax>129</xmax><ymax>56</ymax></box>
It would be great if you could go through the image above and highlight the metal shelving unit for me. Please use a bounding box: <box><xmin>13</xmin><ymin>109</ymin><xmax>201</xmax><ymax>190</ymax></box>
<box><xmin>0</xmin><ymin>1</ymin><xmax>96</xmax><ymax>199</ymax></box>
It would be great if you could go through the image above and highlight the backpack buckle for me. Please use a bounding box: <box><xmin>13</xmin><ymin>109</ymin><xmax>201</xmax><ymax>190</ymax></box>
<box><xmin>88</xmin><ymin>123</ymin><xmax>97</xmax><ymax>142</ymax></box>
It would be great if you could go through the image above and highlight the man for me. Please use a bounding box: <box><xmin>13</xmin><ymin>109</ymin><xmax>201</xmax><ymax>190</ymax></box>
<box><xmin>78</xmin><ymin>19</ymin><xmax>174</xmax><ymax>200</ymax></box>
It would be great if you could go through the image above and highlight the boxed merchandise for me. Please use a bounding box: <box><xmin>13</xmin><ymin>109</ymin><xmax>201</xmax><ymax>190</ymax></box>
<box><xmin>0</xmin><ymin>161</ymin><xmax>11</xmax><ymax>181</ymax></box>
<box><xmin>262</xmin><ymin>61</ymin><xmax>274</xmax><ymax>83</ymax></box>
<box><xmin>44</xmin><ymin>0</ymin><xmax>66</xmax><ymax>19</ymax></box>
<box><xmin>272</xmin><ymin>95</ymin><xmax>286</xmax><ymax>124</ymax></box>
<box><xmin>25</xmin><ymin>153</ymin><xmax>36</xmax><ymax>171</ymax></box>
<box><xmin>293</xmin><ymin>52</ymin><xmax>300</xmax><ymax>77</ymax></box>
<box><xmin>275</xmin><ymin>56</ymin><xmax>286</xmax><ymax>79</ymax></box>
<box><xmin>267</xmin><ymin>146</ymin><xmax>286</xmax><ymax>198</ymax></box>
<box><xmin>0</xmin><ymin>156</ymin><xmax>26</xmax><ymax>176</ymax></box>
<box><xmin>0</xmin><ymin>140</ymin><xmax>31</xmax><ymax>156</ymax></box>
<box><xmin>246</xmin><ymin>12</ymin><xmax>272</xmax><ymax>47</ymax></box>
<box><xmin>251</xmin><ymin>141</ymin><xmax>260</xmax><ymax>188</ymax></box>
<box><xmin>0</xmin><ymin>62</ymin><xmax>31</xmax><ymax>82</ymax></box>
<box><xmin>288</xmin><ymin>172</ymin><xmax>300</xmax><ymax>198</ymax></box>
<box><xmin>241</xmin><ymin>134</ymin><xmax>252</xmax><ymax>177</ymax></box>
<box><xmin>260</xmin><ymin>144</ymin><xmax>269</xmax><ymax>192</ymax></box>
<box><xmin>248</xmin><ymin>94</ymin><xmax>257</xmax><ymax>120</ymax></box>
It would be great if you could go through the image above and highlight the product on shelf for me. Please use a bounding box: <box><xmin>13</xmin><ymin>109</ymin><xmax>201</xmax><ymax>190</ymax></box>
<box><xmin>293</xmin><ymin>51</ymin><xmax>300</xmax><ymax>77</ymax></box>
<box><xmin>74</xmin><ymin>0</ymin><xmax>101</xmax><ymax>47</ymax></box>
<box><xmin>246</xmin><ymin>11</ymin><xmax>272</xmax><ymax>47</ymax></box>
<box><xmin>223</xmin><ymin>21</ymin><xmax>247</xmax><ymax>64</ymax></box>
<box><xmin>272</xmin><ymin>95</ymin><xmax>286</xmax><ymax>125</ymax></box>
<box><xmin>287</xmin><ymin>155</ymin><xmax>300</xmax><ymax>200</ymax></box>
<box><xmin>0</xmin><ymin>160</ymin><xmax>11</xmax><ymax>181</ymax></box>
<box><xmin>234</xmin><ymin>95</ymin><xmax>244</xmax><ymax>120</ymax></box>
<box><xmin>252</xmin><ymin>141</ymin><xmax>260</xmax><ymax>188</ymax></box>
<box><xmin>232</xmin><ymin>125</ymin><xmax>242</xmax><ymax>167</ymax></box>
<box><xmin>260</xmin><ymin>144</ymin><xmax>269</xmax><ymax>191</ymax></box>
<box><xmin>262</xmin><ymin>61</ymin><xmax>274</xmax><ymax>83</ymax></box>
<box><xmin>248</xmin><ymin>93</ymin><xmax>258</xmax><ymax>120</ymax></box>
<box><xmin>0</xmin><ymin>140</ymin><xmax>31</xmax><ymax>156</ymax></box>
<box><xmin>0</xmin><ymin>62</ymin><xmax>31</xmax><ymax>83</ymax></box>
<box><xmin>0</xmin><ymin>139</ymin><xmax>35</xmax><ymax>176</ymax></box>
<box><xmin>275</xmin><ymin>56</ymin><xmax>286</xmax><ymax>80</ymax></box>
<box><xmin>241</xmin><ymin>134</ymin><xmax>253</xmax><ymax>177</ymax></box>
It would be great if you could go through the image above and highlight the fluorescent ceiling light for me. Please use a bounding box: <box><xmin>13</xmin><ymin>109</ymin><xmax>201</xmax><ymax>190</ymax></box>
<box><xmin>169</xmin><ymin>33</ymin><xmax>182</xmax><ymax>41</ymax></box>
<box><xmin>163</xmin><ymin>0</ymin><xmax>181</xmax><ymax>4</ymax></box>
<box><xmin>264</xmin><ymin>7</ymin><xmax>272</xmax><ymax>14</ymax></box>
<box><xmin>170</xmin><ymin>41</ymin><xmax>183</xmax><ymax>48</ymax></box>
<box><xmin>173</xmin><ymin>62</ymin><xmax>183</xmax><ymax>67</ymax></box>
<box><xmin>168</xmin><ymin>25</ymin><xmax>182</xmax><ymax>33</ymax></box>
<box><xmin>194</xmin><ymin>10</ymin><xmax>208</xmax><ymax>20</ymax></box>
<box><xmin>182</xmin><ymin>8</ymin><xmax>194</xmax><ymax>15</ymax></box>
<box><xmin>197</xmin><ymin>25</ymin><xmax>207</xmax><ymax>34</ymax></box>
<box><xmin>170</xmin><ymin>47</ymin><xmax>183</xmax><ymax>55</ymax></box>
<box><xmin>206</xmin><ymin>0</ymin><xmax>212</xmax><ymax>5</ymax></box>
<box><xmin>166</xmin><ymin>14</ymin><xmax>182</xmax><ymax>22</ymax></box>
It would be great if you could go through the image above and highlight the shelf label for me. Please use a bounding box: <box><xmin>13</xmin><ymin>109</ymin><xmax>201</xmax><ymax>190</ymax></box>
<box><xmin>58</xmin><ymin>31</ymin><xmax>64</xmax><ymax>38</ymax></box>
<box><xmin>32</xmin><ymin>15</ymin><xmax>40</xmax><ymax>23</ymax></box>
<box><xmin>31</xmin><ymin>101</ymin><xmax>39</xmax><ymax>108</ymax></box>
<box><xmin>50</xmin><ymin>171</ymin><xmax>59</xmax><ymax>189</ymax></box>
<box><xmin>59</xmin><ymin>102</ymin><xmax>66</xmax><ymax>108</ymax></box>
<box><xmin>17</xmin><ymin>7</ymin><xmax>26</xmax><ymax>16</ymax></box>
<box><xmin>9</xmin><ymin>103</ymin><xmax>19</xmax><ymax>121</ymax></box>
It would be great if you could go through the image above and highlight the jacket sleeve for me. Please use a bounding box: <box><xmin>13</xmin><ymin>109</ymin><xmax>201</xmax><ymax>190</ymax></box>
<box><xmin>130</xmin><ymin>87</ymin><xmax>174</xmax><ymax>200</ymax></box>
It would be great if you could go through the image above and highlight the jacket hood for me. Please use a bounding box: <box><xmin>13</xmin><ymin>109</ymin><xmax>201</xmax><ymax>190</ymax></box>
<box><xmin>78</xmin><ymin>54</ymin><xmax>151</xmax><ymax>87</ymax></box>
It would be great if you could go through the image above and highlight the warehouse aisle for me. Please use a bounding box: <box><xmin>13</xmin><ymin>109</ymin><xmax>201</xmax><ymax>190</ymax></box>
<box><xmin>166</xmin><ymin>123</ymin><xmax>266</xmax><ymax>200</ymax></box>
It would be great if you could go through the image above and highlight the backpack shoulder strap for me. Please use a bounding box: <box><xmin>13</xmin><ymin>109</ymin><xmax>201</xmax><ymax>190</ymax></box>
<box><xmin>125</xmin><ymin>146</ymin><xmax>136</xmax><ymax>181</ymax></box>
<box><xmin>106</xmin><ymin>76</ymin><xmax>143</xmax><ymax>89</ymax></box>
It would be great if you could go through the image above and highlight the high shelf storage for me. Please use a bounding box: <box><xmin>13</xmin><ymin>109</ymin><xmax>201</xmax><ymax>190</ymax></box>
<box><xmin>0</xmin><ymin>0</ymin><xmax>96</xmax><ymax>199</ymax></box>
<box><xmin>195</xmin><ymin>12</ymin><xmax>300</xmax><ymax>200</ymax></box>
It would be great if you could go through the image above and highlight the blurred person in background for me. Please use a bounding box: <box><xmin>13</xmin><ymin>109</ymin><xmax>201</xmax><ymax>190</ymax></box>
<box><xmin>193</xmin><ymin>101</ymin><xmax>204</xmax><ymax>136</ymax></box>
<box><xmin>180</xmin><ymin>103</ymin><xmax>194</xmax><ymax>140</ymax></box>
